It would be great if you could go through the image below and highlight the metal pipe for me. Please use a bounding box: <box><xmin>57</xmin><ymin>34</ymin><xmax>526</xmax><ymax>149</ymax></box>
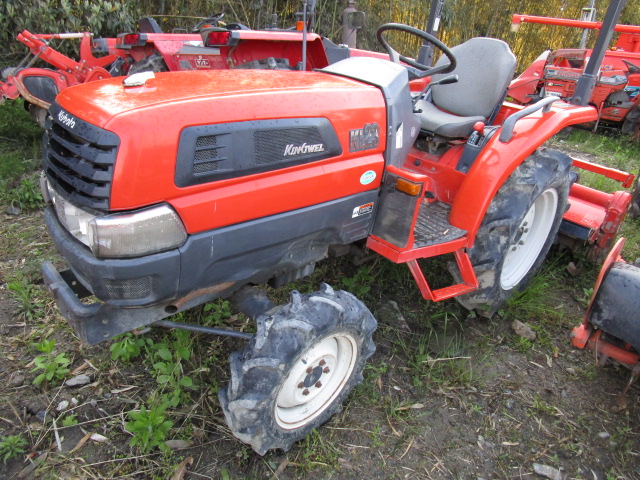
<box><xmin>570</xmin><ymin>0</ymin><xmax>628</xmax><ymax>106</ymax></box>
<box><xmin>154</xmin><ymin>320</ymin><xmax>254</xmax><ymax>340</ymax></box>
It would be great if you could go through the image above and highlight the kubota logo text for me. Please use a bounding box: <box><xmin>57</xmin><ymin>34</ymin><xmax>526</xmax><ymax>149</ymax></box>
<box><xmin>57</xmin><ymin>111</ymin><xmax>76</xmax><ymax>129</ymax></box>
<box><xmin>283</xmin><ymin>143</ymin><xmax>325</xmax><ymax>156</ymax></box>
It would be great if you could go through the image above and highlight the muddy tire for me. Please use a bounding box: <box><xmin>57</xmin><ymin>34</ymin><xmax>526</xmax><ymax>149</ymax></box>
<box><xmin>219</xmin><ymin>284</ymin><xmax>377</xmax><ymax>455</ymax></box>
<box><xmin>455</xmin><ymin>148</ymin><xmax>572</xmax><ymax>316</ymax></box>
<box><xmin>127</xmin><ymin>53</ymin><xmax>168</xmax><ymax>75</ymax></box>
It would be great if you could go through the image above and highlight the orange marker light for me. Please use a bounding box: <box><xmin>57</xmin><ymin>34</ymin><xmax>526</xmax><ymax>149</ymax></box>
<box><xmin>395</xmin><ymin>178</ymin><xmax>422</xmax><ymax>196</ymax></box>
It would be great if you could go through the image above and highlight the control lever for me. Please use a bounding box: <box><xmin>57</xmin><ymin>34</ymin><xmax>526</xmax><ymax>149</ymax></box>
<box><xmin>413</xmin><ymin>74</ymin><xmax>458</xmax><ymax>107</ymax></box>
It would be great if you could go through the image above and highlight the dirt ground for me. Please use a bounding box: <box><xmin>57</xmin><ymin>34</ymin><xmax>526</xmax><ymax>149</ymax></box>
<box><xmin>0</xmin><ymin>148</ymin><xmax>639</xmax><ymax>479</ymax></box>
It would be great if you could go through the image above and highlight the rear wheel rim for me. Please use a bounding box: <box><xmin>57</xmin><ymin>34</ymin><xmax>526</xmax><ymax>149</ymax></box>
<box><xmin>275</xmin><ymin>333</ymin><xmax>357</xmax><ymax>430</ymax></box>
<box><xmin>500</xmin><ymin>188</ymin><xmax>558</xmax><ymax>290</ymax></box>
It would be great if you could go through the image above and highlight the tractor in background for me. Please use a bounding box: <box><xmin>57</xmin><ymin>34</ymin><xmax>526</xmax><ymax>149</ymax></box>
<box><xmin>508</xmin><ymin>13</ymin><xmax>640</xmax><ymax>139</ymax></box>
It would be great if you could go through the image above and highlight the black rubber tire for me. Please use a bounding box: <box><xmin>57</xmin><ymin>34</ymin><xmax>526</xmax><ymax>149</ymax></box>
<box><xmin>127</xmin><ymin>54</ymin><xmax>168</xmax><ymax>75</ymax></box>
<box><xmin>454</xmin><ymin>148</ymin><xmax>572</xmax><ymax>316</ymax></box>
<box><xmin>219</xmin><ymin>283</ymin><xmax>377</xmax><ymax>455</ymax></box>
<box><xmin>621</xmin><ymin>105</ymin><xmax>640</xmax><ymax>140</ymax></box>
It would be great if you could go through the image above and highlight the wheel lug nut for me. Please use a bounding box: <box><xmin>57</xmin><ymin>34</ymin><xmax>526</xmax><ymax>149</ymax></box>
<box><xmin>323</xmin><ymin>367</ymin><xmax>330</xmax><ymax>373</ymax></box>
<box><xmin>319</xmin><ymin>359</ymin><xmax>326</xmax><ymax>366</ymax></box>
<box><xmin>518</xmin><ymin>240</ymin><xmax>525</xmax><ymax>245</ymax></box>
<box><xmin>511</xmin><ymin>246</ymin><xmax>517</xmax><ymax>251</ymax></box>
<box><xmin>297</xmin><ymin>382</ymin><xmax>305</xmax><ymax>389</ymax></box>
<box><xmin>302</xmin><ymin>389</ymin><xmax>310</xmax><ymax>396</ymax></box>
<box><xmin>315</xmin><ymin>381</ymin><xmax>322</xmax><ymax>388</ymax></box>
<box><xmin>306</xmin><ymin>367</ymin><xmax>313</xmax><ymax>374</ymax></box>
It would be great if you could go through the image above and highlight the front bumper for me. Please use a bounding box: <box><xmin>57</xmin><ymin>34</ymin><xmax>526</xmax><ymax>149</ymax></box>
<box><xmin>42</xmin><ymin>261</ymin><xmax>172</xmax><ymax>344</ymax></box>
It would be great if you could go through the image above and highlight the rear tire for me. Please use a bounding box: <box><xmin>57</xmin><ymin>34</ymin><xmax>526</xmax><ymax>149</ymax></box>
<box><xmin>455</xmin><ymin>148</ymin><xmax>572</xmax><ymax>316</ymax></box>
<box><xmin>128</xmin><ymin>54</ymin><xmax>168</xmax><ymax>75</ymax></box>
<box><xmin>219</xmin><ymin>284</ymin><xmax>376</xmax><ymax>455</ymax></box>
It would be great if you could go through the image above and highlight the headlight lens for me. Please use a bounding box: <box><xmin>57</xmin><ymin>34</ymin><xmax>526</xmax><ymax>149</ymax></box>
<box><xmin>89</xmin><ymin>205</ymin><xmax>187</xmax><ymax>258</ymax></box>
<box><xmin>46</xmin><ymin>180</ymin><xmax>187</xmax><ymax>258</ymax></box>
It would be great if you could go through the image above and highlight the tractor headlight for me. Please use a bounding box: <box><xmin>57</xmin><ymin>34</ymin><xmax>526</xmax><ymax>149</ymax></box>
<box><xmin>45</xmin><ymin>179</ymin><xmax>187</xmax><ymax>258</ymax></box>
<box><xmin>88</xmin><ymin>205</ymin><xmax>187</xmax><ymax>258</ymax></box>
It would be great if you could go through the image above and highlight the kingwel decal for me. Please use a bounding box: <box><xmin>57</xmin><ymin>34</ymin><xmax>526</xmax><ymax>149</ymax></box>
<box><xmin>57</xmin><ymin>110</ymin><xmax>76</xmax><ymax>129</ymax></box>
<box><xmin>283</xmin><ymin>143</ymin><xmax>325</xmax><ymax>156</ymax></box>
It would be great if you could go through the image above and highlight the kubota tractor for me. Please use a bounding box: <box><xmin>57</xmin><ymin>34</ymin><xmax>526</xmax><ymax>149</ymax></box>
<box><xmin>40</xmin><ymin>0</ymin><xmax>634</xmax><ymax>455</ymax></box>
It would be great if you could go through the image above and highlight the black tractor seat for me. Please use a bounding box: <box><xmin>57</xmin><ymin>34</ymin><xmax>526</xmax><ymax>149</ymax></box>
<box><xmin>415</xmin><ymin>37</ymin><xmax>516</xmax><ymax>139</ymax></box>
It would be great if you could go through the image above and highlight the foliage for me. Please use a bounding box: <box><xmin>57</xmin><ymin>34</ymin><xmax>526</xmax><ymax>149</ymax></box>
<box><xmin>2</xmin><ymin>177</ymin><xmax>44</xmax><ymax>211</ymax></box>
<box><xmin>7</xmin><ymin>280</ymin><xmax>44</xmax><ymax>321</ymax></box>
<box><xmin>150</xmin><ymin>330</ymin><xmax>195</xmax><ymax>408</ymax></box>
<box><xmin>0</xmin><ymin>435</ymin><xmax>28</xmax><ymax>463</ymax></box>
<box><xmin>126</xmin><ymin>401</ymin><xmax>174</xmax><ymax>453</ymax></box>
<box><xmin>341</xmin><ymin>266</ymin><xmax>374</xmax><ymax>298</ymax></box>
<box><xmin>31</xmin><ymin>339</ymin><xmax>72</xmax><ymax>386</ymax></box>
<box><xmin>1</xmin><ymin>0</ymin><xmax>137</xmax><ymax>63</ymax></box>
<box><xmin>202</xmin><ymin>299</ymin><xmax>232</xmax><ymax>327</ymax></box>
<box><xmin>110</xmin><ymin>333</ymin><xmax>150</xmax><ymax>363</ymax></box>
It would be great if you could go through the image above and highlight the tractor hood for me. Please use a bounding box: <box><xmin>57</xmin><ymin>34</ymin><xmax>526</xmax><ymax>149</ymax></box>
<box><xmin>47</xmin><ymin>66</ymin><xmax>389</xmax><ymax>215</ymax></box>
<box><xmin>54</xmin><ymin>69</ymin><xmax>375</xmax><ymax>128</ymax></box>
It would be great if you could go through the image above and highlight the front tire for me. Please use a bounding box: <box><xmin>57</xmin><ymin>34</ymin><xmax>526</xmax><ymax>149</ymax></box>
<box><xmin>455</xmin><ymin>148</ymin><xmax>572</xmax><ymax>316</ymax></box>
<box><xmin>219</xmin><ymin>284</ymin><xmax>377</xmax><ymax>455</ymax></box>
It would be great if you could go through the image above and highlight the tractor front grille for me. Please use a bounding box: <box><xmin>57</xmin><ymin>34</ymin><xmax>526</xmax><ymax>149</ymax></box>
<box><xmin>43</xmin><ymin>103</ymin><xmax>120</xmax><ymax>211</ymax></box>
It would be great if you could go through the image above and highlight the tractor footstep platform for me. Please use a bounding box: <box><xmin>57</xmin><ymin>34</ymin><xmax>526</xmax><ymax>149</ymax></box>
<box><xmin>414</xmin><ymin>202</ymin><xmax>466</xmax><ymax>248</ymax></box>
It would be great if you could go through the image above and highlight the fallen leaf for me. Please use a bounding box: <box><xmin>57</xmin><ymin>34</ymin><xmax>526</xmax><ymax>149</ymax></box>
<box><xmin>169</xmin><ymin>456</ymin><xmax>193</xmax><ymax>480</ymax></box>
<box><xmin>68</xmin><ymin>432</ymin><xmax>92</xmax><ymax>454</ymax></box>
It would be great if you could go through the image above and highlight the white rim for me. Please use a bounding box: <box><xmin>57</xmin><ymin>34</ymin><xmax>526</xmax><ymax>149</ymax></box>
<box><xmin>500</xmin><ymin>188</ymin><xmax>558</xmax><ymax>290</ymax></box>
<box><xmin>275</xmin><ymin>333</ymin><xmax>358</xmax><ymax>430</ymax></box>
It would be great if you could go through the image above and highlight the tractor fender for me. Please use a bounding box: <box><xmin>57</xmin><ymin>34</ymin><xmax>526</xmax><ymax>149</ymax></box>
<box><xmin>449</xmin><ymin>101</ymin><xmax>597</xmax><ymax>245</ymax></box>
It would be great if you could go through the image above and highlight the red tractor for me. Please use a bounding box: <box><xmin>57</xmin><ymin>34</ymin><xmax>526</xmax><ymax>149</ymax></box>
<box><xmin>40</xmin><ymin>0</ymin><xmax>634</xmax><ymax>455</ymax></box>
<box><xmin>1</xmin><ymin>12</ymin><xmax>370</xmax><ymax>127</ymax></box>
<box><xmin>508</xmin><ymin>13</ymin><xmax>640</xmax><ymax>138</ymax></box>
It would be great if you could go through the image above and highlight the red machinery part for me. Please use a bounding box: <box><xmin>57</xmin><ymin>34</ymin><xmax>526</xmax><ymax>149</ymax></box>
<box><xmin>571</xmin><ymin>237</ymin><xmax>640</xmax><ymax>366</ymax></box>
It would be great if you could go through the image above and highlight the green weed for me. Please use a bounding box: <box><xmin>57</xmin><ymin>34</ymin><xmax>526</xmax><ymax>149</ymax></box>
<box><xmin>61</xmin><ymin>414</ymin><xmax>78</xmax><ymax>427</ymax></box>
<box><xmin>31</xmin><ymin>339</ymin><xmax>71</xmax><ymax>386</ymax></box>
<box><xmin>7</xmin><ymin>279</ymin><xmax>44</xmax><ymax>321</ymax></box>
<box><xmin>126</xmin><ymin>401</ymin><xmax>174</xmax><ymax>453</ymax></box>
<box><xmin>0</xmin><ymin>434</ymin><xmax>28</xmax><ymax>463</ymax></box>
<box><xmin>110</xmin><ymin>333</ymin><xmax>150</xmax><ymax>363</ymax></box>
<box><xmin>341</xmin><ymin>266</ymin><xmax>374</xmax><ymax>298</ymax></box>
<box><xmin>149</xmin><ymin>330</ymin><xmax>195</xmax><ymax>407</ymax></box>
<box><xmin>2</xmin><ymin>177</ymin><xmax>44</xmax><ymax>211</ymax></box>
<box><xmin>202</xmin><ymin>299</ymin><xmax>232</xmax><ymax>327</ymax></box>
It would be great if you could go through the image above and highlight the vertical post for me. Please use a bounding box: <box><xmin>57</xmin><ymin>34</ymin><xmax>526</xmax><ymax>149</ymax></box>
<box><xmin>416</xmin><ymin>0</ymin><xmax>446</xmax><ymax>66</ymax></box>
<box><xmin>579</xmin><ymin>1</ymin><xmax>597</xmax><ymax>49</ymax></box>
<box><xmin>342</xmin><ymin>0</ymin><xmax>358</xmax><ymax>48</ymax></box>
<box><xmin>570</xmin><ymin>0</ymin><xmax>627</xmax><ymax>106</ymax></box>
<box><xmin>302</xmin><ymin>0</ymin><xmax>308</xmax><ymax>71</ymax></box>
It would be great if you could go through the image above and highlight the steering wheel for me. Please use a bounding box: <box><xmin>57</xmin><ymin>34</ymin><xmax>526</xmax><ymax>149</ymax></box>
<box><xmin>193</xmin><ymin>12</ymin><xmax>225</xmax><ymax>32</ymax></box>
<box><xmin>377</xmin><ymin>23</ymin><xmax>456</xmax><ymax>79</ymax></box>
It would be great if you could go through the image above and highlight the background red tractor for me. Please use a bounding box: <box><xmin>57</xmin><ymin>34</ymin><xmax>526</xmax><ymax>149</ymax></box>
<box><xmin>508</xmin><ymin>13</ymin><xmax>640</xmax><ymax>139</ymax></box>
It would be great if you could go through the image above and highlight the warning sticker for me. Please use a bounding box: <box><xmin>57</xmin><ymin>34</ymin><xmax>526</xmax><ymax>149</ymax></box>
<box><xmin>352</xmin><ymin>202</ymin><xmax>374</xmax><ymax>218</ymax></box>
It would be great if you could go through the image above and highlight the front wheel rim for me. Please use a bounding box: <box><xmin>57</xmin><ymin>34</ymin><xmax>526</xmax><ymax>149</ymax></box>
<box><xmin>500</xmin><ymin>188</ymin><xmax>558</xmax><ymax>290</ymax></box>
<box><xmin>275</xmin><ymin>333</ymin><xmax>358</xmax><ymax>430</ymax></box>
